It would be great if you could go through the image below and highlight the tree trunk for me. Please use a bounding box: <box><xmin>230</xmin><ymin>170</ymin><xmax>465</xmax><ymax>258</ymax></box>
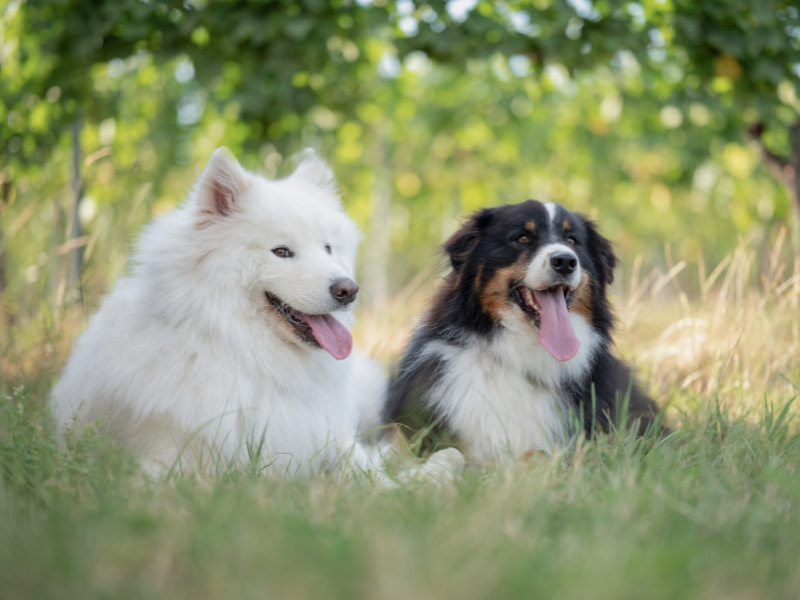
<box><xmin>0</xmin><ymin>178</ymin><xmax>9</xmax><ymax>326</ymax></box>
<box><xmin>790</xmin><ymin>124</ymin><xmax>800</xmax><ymax>255</ymax></box>
<box><xmin>67</xmin><ymin>119</ymin><xmax>84</xmax><ymax>305</ymax></box>
<box><xmin>363</xmin><ymin>138</ymin><xmax>392</xmax><ymax>311</ymax></box>
<box><xmin>749</xmin><ymin>122</ymin><xmax>800</xmax><ymax>254</ymax></box>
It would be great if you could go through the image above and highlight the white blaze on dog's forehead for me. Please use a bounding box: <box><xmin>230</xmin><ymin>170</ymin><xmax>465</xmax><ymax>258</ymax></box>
<box><xmin>544</xmin><ymin>202</ymin><xmax>558</xmax><ymax>224</ymax></box>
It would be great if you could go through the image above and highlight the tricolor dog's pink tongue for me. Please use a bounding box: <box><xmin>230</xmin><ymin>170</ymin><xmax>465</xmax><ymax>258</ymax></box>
<box><xmin>305</xmin><ymin>314</ymin><xmax>353</xmax><ymax>360</ymax></box>
<box><xmin>532</xmin><ymin>288</ymin><xmax>580</xmax><ymax>362</ymax></box>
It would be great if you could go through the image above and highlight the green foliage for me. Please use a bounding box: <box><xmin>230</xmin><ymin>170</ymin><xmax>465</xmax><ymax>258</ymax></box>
<box><xmin>6</xmin><ymin>0</ymin><xmax>800</xmax><ymax>163</ymax></box>
<box><xmin>4</xmin><ymin>0</ymin><xmax>386</xmax><ymax>165</ymax></box>
<box><xmin>2</xmin><ymin>383</ymin><xmax>800</xmax><ymax>598</ymax></box>
<box><xmin>0</xmin><ymin>386</ymin><xmax>58</xmax><ymax>500</ymax></box>
<box><xmin>0</xmin><ymin>386</ymin><xmax>134</xmax><ymax>507</ymax></box>
<box><xmin>0</xmin><ymin>1</ymin><xmax>798</xmax><ymax>338</ymax></box>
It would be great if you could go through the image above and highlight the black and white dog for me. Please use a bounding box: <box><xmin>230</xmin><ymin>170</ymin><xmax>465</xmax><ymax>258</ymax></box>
<box><xmin>387</xmin><ymin>200</ymin><xmax>664</xmax><ymax>462</ymax></box>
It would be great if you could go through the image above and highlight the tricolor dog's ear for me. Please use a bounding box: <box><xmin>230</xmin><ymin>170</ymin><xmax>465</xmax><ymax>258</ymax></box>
<box><xmin>290</xmin><ymin>149</ymin><xmax>338</xmax><ymax>197</ymax></box>
<box><xmin>444</xmin><ymin>208</ymin><xmax>494</xmax><ymax>271</ymax></box>
<box><xmin>583</xmin><ymin>217</ymin><xmax>617</xmax><ymax>286</ymax></box>
<box><xmin>198</xmin><ymin>147</ymin><xmax>248</xmax><ymax>218</ymax></box>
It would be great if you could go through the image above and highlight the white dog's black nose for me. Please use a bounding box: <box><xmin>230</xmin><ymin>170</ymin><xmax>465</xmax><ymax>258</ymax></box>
<box><xmin>550</xmin><ymin>252</ymin><xmax>577</xmax><ymax>276</ymax></box>
<box><xmin>331</xmin><ymin>278</ymin><xmax>359</xmax><ymax>305</ymax></box>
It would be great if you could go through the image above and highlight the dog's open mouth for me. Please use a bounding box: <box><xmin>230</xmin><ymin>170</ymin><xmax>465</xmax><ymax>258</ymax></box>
<box><xmin>265</xmin><ymin>291</ymin><xmax>352</xmax><ymax>361</ymax></box>
<box><xmin>511</xmin><ymin>283</ymin><xmax>580</xmax><ymax>362</ymax></box>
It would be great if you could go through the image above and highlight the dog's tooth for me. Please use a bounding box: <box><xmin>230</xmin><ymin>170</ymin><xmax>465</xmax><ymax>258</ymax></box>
<box><xmin>523</xmin><ymin>288</ymin><xmax>540</xmax><ymax>311</ymax></box>
<box><xmin>525</xmin><ymin>288</ymin><xmax>534</xmax><ymax>305</ymax></box>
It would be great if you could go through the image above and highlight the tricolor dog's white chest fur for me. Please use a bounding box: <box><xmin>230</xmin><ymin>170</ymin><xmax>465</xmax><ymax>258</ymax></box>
<box><xmin>426</xmin><ymin>310</ymin><xmax>601</xmax><ymax>462</ymax></box>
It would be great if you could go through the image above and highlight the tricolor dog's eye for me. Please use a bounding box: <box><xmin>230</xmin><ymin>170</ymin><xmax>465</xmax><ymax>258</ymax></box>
<box><xmin>517</xmin><ymin>234</ymin><xmax>530</xmax><ymax>244</ymax></box>
<box><xmin>325</xmin><ymin>244</ymin><xmax>332</xmax><ymax>255</ymax></box>
<box><xmin>272</xmin><ymin>247</ymin><xmax>293</xmax><ymax>258</ymax></box>
<box><xmin>567</xmin><ymin>235</ymin><xmax>577</xmax><ymax>246</ymax></box>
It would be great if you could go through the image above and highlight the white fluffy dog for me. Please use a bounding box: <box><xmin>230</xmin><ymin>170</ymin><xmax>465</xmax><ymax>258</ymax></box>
<box><xmin>52</xmin><ymin>148</ymin><xmax>388</xmax><ymax>477</ymax></box>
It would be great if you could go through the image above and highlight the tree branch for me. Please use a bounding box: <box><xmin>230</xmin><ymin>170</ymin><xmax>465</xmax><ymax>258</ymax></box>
<box><xmin>747</xmin><ymin>122</ymin><xmax>789</xmax><ymax>183</ymax></box>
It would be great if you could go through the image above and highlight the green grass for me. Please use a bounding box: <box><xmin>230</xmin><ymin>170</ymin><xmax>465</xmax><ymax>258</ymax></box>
<box><xmin>2</xmin><ymin>383</ymin><xmax>800</xmax><ymax>600</ymax></box>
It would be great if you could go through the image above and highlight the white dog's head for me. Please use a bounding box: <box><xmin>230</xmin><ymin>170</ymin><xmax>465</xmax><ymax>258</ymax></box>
<box><xmin>191</xmin><ymin>147</ymin><xmax>360</xmax><ymax>360</ymax></box>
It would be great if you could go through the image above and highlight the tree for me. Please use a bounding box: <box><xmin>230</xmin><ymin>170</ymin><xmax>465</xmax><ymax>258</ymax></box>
<box><xmin>398</xmin><ymin>0</ymin><xmax>800</xmax><ymax>240</ymax></box>
<box><xmin>2</xmin><ymin>0</ymin><xmax>799</xmax><ymax>323</ymax></box>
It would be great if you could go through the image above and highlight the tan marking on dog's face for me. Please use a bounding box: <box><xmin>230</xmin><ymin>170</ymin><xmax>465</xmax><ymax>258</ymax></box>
<box><xmin>525</xmin><ymin>221</ymin><xmax>537</xmax><ymax>233</ymax></box>
<box><xmin>563</xmin><ymin>219</ymin><xmax>570</xmax><ymax>232</ymax></box>
<box><xmin>477</xmin><ymin>256</ymin><xmax>529</xmax><ymax>320</ymax></box>
<box><xmin>569</xmin><ymin>271</ymin><xmax>593</xmax><ymax>322</ymax></box>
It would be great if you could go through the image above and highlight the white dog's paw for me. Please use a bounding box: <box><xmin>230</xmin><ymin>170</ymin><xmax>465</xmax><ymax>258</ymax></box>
<box><xmin>395</xmin><ymin>448</ymin><xmax>465</xmax><ymax>486</ymax></box>
<box><xmin>333</xmin><ymin>438</ymin><xmax>399</xmax><ymax>488</ymax></box>
<box><xmin>342</xmin><ymin>462</ymin><xmax>399</xmax><ymax>489</ymax></box>
<box><xmin>366</xmin><ymin>469</ymin><xmax>400</xmax><ymax>489</ymax></box>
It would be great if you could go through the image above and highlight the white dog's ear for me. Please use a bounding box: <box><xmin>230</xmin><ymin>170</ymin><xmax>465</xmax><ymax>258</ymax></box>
<box><xmin>290</xmin><ymin>149</ymin><xmax>338</xmax><ymax>196</ymax></box>
<box><xmin>197</xmin><ymin>147</ymin><xmax>248</xmax><ymax>217</ymax></box>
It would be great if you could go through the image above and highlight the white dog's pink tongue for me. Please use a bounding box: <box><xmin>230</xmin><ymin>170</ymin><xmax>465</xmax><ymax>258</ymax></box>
<box><xmin>305</xmin><ymin>314</ymin><xmax>353</xmax><ymax>360</ymax></box>
<box><xmin>532</xmin><ymin>288</ymin><xmax>580</xmax><ymax>362</ymax></box>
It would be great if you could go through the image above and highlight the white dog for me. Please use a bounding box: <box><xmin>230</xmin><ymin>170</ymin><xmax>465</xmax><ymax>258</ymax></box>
<box><xmin>53</xmin><ymin>148</ymin><xmax>389</xmax><ymax>477</ymax></box>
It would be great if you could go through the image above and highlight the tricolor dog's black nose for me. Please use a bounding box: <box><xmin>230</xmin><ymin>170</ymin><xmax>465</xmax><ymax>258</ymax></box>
<box><xmin>330</xmin><ymin>278</ymin><xmax>359</xmax><ymax>305</ymax></box>
<box><xmin>550</xmin><ymin>252</ymin><xmax>578</xmax><ymax>276</ymax></box>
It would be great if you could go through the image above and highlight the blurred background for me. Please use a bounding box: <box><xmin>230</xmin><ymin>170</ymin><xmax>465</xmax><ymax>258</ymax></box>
<box><xmin>1</xmin><ymin>0</ymin><xmax>799</xmax><ymax>396</ymax></box>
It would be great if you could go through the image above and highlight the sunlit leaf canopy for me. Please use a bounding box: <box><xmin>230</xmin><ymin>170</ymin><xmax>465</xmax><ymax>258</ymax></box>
<box><xmin>1</xmin><ymin>0</ymin><xmax>799</xmax><ymax>310</ymax></box>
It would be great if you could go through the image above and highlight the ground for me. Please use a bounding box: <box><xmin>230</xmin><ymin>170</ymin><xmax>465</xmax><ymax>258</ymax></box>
<box><xmin>1</xmin><ymin>244</ymin><xmax>799</xmax><ymax>599</ymax></box>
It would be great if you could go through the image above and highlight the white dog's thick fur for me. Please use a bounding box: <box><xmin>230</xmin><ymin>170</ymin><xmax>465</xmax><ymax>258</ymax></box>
<box><xmin>52</xmin><ymin>148</ymin><xmax>388</xmax><ymax>477</ymax></box>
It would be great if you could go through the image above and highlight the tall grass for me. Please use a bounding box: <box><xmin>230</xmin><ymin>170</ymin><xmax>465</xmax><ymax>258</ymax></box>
<box><xmin>1</xmin><ymin>233</ymin><xmax>799</xmax><ymax>598</ymax></box>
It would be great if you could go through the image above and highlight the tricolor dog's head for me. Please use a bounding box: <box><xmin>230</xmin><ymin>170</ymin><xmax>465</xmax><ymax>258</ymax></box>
<box><xmin>441</xmin><ymin>200</ymin><xmax>616</xmax><ymax>361</ymax></box>
<box><xmin>191</xmin><ymin>147</ymin><xmax>359</xmax><ymax>360</ymax></box>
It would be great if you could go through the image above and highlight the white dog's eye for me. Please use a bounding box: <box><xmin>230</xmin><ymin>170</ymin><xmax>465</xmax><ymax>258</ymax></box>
<box><xmin>272</xmin><ymin>247</ymin><xmax>293</xmax><ymax>258</ymax></box>
<box><xmin>325</xmin><ymin>244</ymin><xmax>332</xmax><ymax>255</ymax></box>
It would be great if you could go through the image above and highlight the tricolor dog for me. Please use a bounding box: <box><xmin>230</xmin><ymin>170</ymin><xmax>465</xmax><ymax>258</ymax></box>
<box><xmin>388</xmin><ymin>200</ymin><xmax>665</xmax><ymax>462</ymax></box>
<box><xmin>53</xmin><ymin>148</ymin><xmax>387</xmax><ymax>477</ymax></box>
